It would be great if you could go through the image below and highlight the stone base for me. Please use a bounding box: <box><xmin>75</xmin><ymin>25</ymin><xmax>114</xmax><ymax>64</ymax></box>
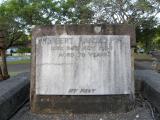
<box><xmin>143</xmin><ymin>82</ymin><xmax>160</xmax><ymax>113</ymax></box>
<box><xmin>31</xmin><ymin>24</ymin><xmax>135</xmax><ymax>114</ymax></box>
<box><xmin>135</xmin><ymin>70</ymin><xmax>160</xmax><ymax>113</ymax></box>
<box><xmin>31</xmin><ymin>95</ymin><xmax>134</xmax><ymax>113</ymax></box>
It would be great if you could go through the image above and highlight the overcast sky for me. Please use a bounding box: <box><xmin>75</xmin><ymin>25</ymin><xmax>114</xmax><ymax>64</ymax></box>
<box><xmin>0</xmin><ymin>0</ymin><xmax>4</xmax><ymax>4</ymax></box>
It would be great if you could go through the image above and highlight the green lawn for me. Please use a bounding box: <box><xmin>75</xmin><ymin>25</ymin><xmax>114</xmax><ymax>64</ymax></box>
<box><xmin>9</xmin><ymin>71</ymin><xmax>25</xmax><ymax>76</ymax></box>
<box><xmin>7</xmin><ymin>59</ymin><xmax>31</xmax><ymax>65</ymax></box>
<box><xmin>134</xmin><ymin>53</ymin><xmax>154</xmax><ymax>61</ymax></box>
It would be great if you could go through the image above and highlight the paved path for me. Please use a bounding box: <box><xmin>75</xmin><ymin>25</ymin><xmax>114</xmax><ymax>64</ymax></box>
<box><xmin>135</xmin><ymin>61</ymin><xmax>153</xmax><ymax>70</ymax></box>
<box><xmin>7</xmin><ymin>63</ymin><xmax>30</xmax><ymax>76</ymax></box>
<box><xmin>135</xmin><ymin>70</ymin><xmax>160</xmax><ymax>113</ymax></box>
<box><xmin>7</xmin><ymin>63</ymin><xmax>30</xmax><ymax>73</ymax></box>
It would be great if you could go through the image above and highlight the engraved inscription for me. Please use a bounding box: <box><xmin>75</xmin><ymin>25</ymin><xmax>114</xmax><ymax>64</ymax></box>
<box><xmin>68</xmin><ymin>88</ymin><xmax>96</xmax><ymax>94</ymax></box>
<box><xmin>36</xmin><ymin>36</ymin><xmax>112</xmax><ymax>59</ymax></box>
<box><xmin>35</xmin><ymin>35</ymin><xmax>131</xmax><ymax>95</ymax></box>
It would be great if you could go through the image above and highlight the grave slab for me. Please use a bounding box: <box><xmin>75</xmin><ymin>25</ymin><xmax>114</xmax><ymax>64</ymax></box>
<box><xmin>31</xmin><ymin>24</ymin><xmax>135</xmax><ymax>113</ymax></box>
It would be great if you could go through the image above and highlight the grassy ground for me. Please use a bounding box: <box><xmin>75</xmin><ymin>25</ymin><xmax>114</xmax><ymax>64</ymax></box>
<box><xmin>7</xmin><ymin>59</ymin><xmax>31</xmax><ymax>65</ymax></box>
<box><xmin>134</xmin><ymin>53</ymin><xmax>154</xmax><ymax>61</ymax></box>
<box><xmin>9</xmin><ymin>71</ymin><xmax>26</xmax><ymax>76</ymax></box>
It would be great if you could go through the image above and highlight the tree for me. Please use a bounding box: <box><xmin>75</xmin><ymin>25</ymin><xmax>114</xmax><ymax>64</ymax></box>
<box><xmin>0</xmin><ymin>0</ymin><xmax>160</xmax><ymax>80</ymax></box>
<box><xmin>0</xmin><ymin>0</ymin><xmax>84</xmax><ymax>80</ymax></box>
<box><xmin>88</xmin><ymin>0</ymin><xmax>160</xmax><ymax>51</ymax></box>
<box><xmin>0</xmin><ymin>16</ymin><xmax>10</xmax><ymax>80</ymax></box>
<box><xmin>0</xmin><ymin>29</ymin><xmax>9</xmax><ymax>80</ymax></box>
<box><xmin>0</xmin><ymin>2</ymin><xmax>28</xmax><ymax>80</ymax></box>
<box><xmin>150</xmin><ymin>26</ymin><xmax>160</xmax><ymax>50</ymax></box>
<box><xmin>136</xmin><ymin>17</ymin><xmax>158</xmax><ymax>52</ymax></box>
<box><xmin>89</xmin><ymin>0</ymin><xmax>160</xmax><ymax>24</ymax></box>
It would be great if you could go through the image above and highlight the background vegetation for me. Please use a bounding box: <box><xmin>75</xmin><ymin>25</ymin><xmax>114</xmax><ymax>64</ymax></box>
<box><xmin>0</xmin><ymin>0</ymin><xmax>160</xmax><ymax>51</ymax></box>
<box><xmin>0</xmin><ymin>0</ymin><xmax>160</xmax><ymax>79</ymax></box>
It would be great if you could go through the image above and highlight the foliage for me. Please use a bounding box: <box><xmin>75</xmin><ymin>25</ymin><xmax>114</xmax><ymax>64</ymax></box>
<box><xmin>0</xmin><ymin>0</ymin><xmax>68</xmax><ymax>49</ymax></box>
<box><xmin>0</xmin><ymin>0</ymin><xmax>160</xmax><ymax>51</ymax></box>
<box><xmin>0</xmin><ymin>0</ymin><xmax>160</xmax><ymax>79</ymax></box>
<box><xmin>16</xmin><ymin>47</ymin><xmax>31</xmax><ymax>53</ymax></box>
<box><xmin>7</xmin><ymin>59</ymin><xmax>30</xmax><ymax>65</ymax></box>
<box><xmin>88</xmin><ymin>0</ymin><xmax>160</xmax><ymax>51</ymax></box>
<box><xmin>89</xmin><ymin>0</ymin><xmax>160</xmax><ymax>25</ymax></box>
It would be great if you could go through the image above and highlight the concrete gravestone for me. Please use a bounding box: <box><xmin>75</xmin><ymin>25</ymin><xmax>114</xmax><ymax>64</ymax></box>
<box><xmin>36</xmin><ymin>35</ymin><xmax>131</xmax><ymax>95</ymax></box>
<box><xmin>31</xmin><ymin>25</ymin><xmax>135</xmax><ymax>113</ymax></box>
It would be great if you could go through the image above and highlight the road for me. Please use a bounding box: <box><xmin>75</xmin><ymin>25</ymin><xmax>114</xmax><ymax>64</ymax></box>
<box><xmin>7</xmin><ymin>63</ymin><xmax>30</xmax><ymax>76</ymax></box>
<box><xmin>8</xmin><ymin>63</ymin><xmax>30</xmax><ymax>72</ymax></box>
<box><xmin>134</xmin><ymin>61</ymin><xmax>153</xmax><ymax>70</ymax></box>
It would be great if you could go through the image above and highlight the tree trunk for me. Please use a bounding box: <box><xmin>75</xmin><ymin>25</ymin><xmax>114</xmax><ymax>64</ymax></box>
<box><xmin>1</xmin><ymin>49</ymin><xmax>9</xmax><ymax>80</ymax></box>
<box><xmin>0</xmin><ymin>30</ymin><xmax>10</xmax><ymax>80</ymax></box>
<box><xmin>0</xmin><ymin>66</ymin><xmax>3</xmax><ymax>80</ymax></box>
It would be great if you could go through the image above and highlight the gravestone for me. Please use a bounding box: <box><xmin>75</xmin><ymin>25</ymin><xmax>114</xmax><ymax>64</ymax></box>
<box><xmin>31</xmin><ymin>24</ymin><xmax>135</xmax><ymax>113</ymax></box>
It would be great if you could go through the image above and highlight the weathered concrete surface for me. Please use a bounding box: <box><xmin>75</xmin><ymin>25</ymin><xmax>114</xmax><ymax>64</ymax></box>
<box><xmin>0</xmin><ymin>72</ymin><xmax>30</xmax><ymax>120</ymax></box>
<box><xmin>33</xmin><ymin>95</ymin><xmax>133</xmax><ymax>114</ymax></box>
<box><xmin>32</xmin><ymin>24</ymin><xmax>136</xmax><ymax>46</ymax></box>
<box><xmin>36</xmin><ymin>35</ymin><xmax>132</xmax><ymax>95</ymax></box>
<box><xmin>31</xmin><ymin>24</ymin><xmax>135</xmax><ymax>113</ymax></box>
<box><xmin>135</xmin><ymin>70</ymin><xmax>160</xmax><ymax>113</ymax></box>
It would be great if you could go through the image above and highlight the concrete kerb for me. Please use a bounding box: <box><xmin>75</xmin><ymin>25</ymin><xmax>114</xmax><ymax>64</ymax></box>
<box><xmin>0</xmin><ymin>72</ymin><xmax>30</xmax><ymax>120</ymax></box>
<box><xmin>135</xmin><ymin>70</ymin><xmax>160</xmax><ymax>113</ymax></box>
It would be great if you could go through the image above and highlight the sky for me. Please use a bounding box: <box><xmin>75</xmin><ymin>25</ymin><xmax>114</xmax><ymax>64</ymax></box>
<box><xmin>0</xmin><ymin>0</ymin><xmax>4</xmax><ymax>4</ymax></box>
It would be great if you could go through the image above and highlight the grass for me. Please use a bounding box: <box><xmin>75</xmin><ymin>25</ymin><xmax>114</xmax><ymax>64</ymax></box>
<box><xmin>134</xmin><ymin>53</ymin><xmax>154</xmax><ymax>61</ymax></box>
<box><xmin>9</xmin><ymin>71</ymin><xmax>24</xmax><ymax>76</ymax></box>
<box><xmin>7</xmin><ymin>59</ymin><xmax>31</xmax><ymax>65</ymax></box>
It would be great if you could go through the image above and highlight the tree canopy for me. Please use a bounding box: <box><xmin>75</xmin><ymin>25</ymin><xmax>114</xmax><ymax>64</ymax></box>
<box><xmin>0</xmin><ymin>0</ymin><xmax>160</xmax><ymax>80</ymax></box>
<box><xmin>0</xmin><ymin>0</ymin><xmax>160</xmax><ymax>51</ymax></box>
